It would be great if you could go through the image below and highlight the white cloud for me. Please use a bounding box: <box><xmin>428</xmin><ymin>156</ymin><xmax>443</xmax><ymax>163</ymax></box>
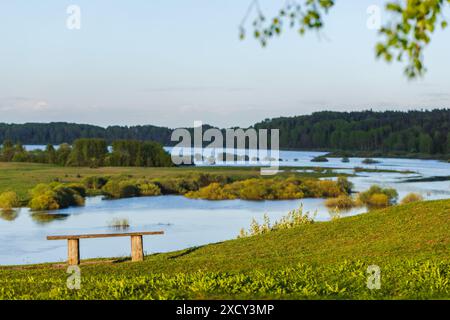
<box><xmin>0</xmin><ymin>97</ymin><xmax>50</xmax><ymax>112</ymax></box>
<box><xmin>33</xmin><ymin>100</ymin><xmax>49</xmax><ymax>111</ymax></box>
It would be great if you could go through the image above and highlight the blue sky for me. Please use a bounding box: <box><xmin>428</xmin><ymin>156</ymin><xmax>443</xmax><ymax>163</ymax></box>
<box><xmin>0</xmin><ymin>0</ymin><xmax>449</xmax><ymax>128</ymax></box>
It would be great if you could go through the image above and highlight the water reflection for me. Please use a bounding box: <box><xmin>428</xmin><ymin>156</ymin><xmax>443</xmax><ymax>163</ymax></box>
<box><xmin>0</xmin><ymin>209</ymin><xmax>19</xmax><ymax>222</ymax></box>
<box><xmin>30</xmin><ymin>212</ymin><xmax>70</xmax><ymax>225</ymax></box>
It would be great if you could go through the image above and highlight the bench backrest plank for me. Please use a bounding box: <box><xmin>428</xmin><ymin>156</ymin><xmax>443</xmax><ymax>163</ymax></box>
<box><xmin>47</xmin><ymin>231</ymin><xmax>164</xmax><ymax>240</ymax></box>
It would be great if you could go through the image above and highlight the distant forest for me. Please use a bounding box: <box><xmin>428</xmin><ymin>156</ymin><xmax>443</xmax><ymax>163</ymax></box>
<box><xmin>0</xmin><ymin>123</ymin><xmax>174</xmax><ymax>146</ymax></box>
<box><xmin>1</xmin><ymin>109</ymin><xmax>449</xmax><ymax>157</ymax></box>
<box><xmin>255</xmin><ymin>109</ymin><xmax>450</xmax><ymax>156</ymax></box>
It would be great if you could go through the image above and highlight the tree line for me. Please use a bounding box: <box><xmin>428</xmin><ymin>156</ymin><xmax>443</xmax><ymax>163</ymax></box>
<box><xmin>1</xmin><ymin>109</ymin><xmax>449</xmax><ymax>157</ymax></box>
<box><xmin>0</xmin><ymin>122</ymin><xmax>173</xmax><ymax>145</ymax></box>
<box><xmin>0</xmin><ymin>139</ymin><xmax>173</xmax><ymax>167</ymax></box>
<box><xmin>254</xmin><ymin>109</ymin><xmax>450</xmax><ymax>156</ymax></box>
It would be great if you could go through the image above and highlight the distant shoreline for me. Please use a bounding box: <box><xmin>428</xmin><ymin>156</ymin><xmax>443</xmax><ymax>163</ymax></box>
<box><xmin>18</xmin><ymin>144</ymin><xmax>450</xmax><ymax>162</ymax></box>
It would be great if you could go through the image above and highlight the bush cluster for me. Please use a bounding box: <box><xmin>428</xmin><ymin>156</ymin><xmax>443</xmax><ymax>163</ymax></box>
<box><xmin>100</xmin><ymin>173</ymin><xmax>237</xmax><ymax>199</ymax></box>
<box><xmin>102</xmin><ymin>180</ymin><xmax>140</xmax><ymax>199</ymax></box>
<box><xmin>152</xmin><ymin>173</ymin><xmax>234</xmax><ymax>195</ymax></box>
<box><xmin>325</xmin><ymin>195</ymin><xmax>357</xmax><ymax>211</ymax></box>
<box><xmin>82</xmin><ymin>176</ymin><xmax>109</xmax><ymax>190</ymax></box>
<box><xmin>28</xmin><ymin>183</ymin><xmax>86</xmax><ymax>211</ymax></box>
<box><xmin>311</xmin><ymin>155</ymin><xmax>329</xmax><ymax>162</ymax></box>
<box><xmin>101</xmin><ymin>179</ymin><xmax>162</xmax><ymax>199</ymax></box>
<box><xmin>362</xmin><ymin>158</ymin><xmax>380</xmax><ymax>164</ymax></box>
<box><xmin>357</xmin><ymin>185</ymin><xmax>398</xmax><ymax>208</ymax></box>
<box><xmin>186</xmin><ymin>177</ymin><xmax>347</xmax><ymax>200</ymax></box>
<box><xmin>401</xmin><ymin>192</ymin><xmax>424</xmax><ymax>204</ymax></box>
<box><xmin>0</xmin><ymin>191</ymin><xmax>20</xmax><ymax>210</ymax></box>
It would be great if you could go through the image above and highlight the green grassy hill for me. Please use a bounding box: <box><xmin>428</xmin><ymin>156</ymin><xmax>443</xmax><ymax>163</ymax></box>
<box><xmin>0</xmin><ymin>200</ymin><xmax>449</xmax><ymax>299</ymax></box>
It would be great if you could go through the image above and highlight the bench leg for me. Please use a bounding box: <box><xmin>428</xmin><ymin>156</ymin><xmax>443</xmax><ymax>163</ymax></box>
<box><xmin>131</xmin><ymin>235</ymin><xmax>144</xmax><ymax>262</ymax></box>
<box><xmin>68</xmin><ymin>239</ymin><xmax>80</xmax><ymax>265</ymax></box>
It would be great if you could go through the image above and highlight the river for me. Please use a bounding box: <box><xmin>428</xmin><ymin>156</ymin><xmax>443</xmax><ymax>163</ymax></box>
<box><xmin>0</xmin><ymin>148</ymin><xmax>449</xmax><ymax>265</ymax></box>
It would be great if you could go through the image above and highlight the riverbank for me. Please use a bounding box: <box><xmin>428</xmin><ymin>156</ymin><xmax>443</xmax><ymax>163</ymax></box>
<box><xmin>0</xmin><ymin>199</ymin><xmax>448</xmax><ymax>299</ymax></box>
<box><xmin>0</xmin><ymin>163</ymin><xmax>340</xmax><ymax>200</ymax></box>
<box><xmin>322</xmin><ymin>150</ymin><xmax>450</xmax><ymax>161</ymax></box>
<box><xmin>0</xmin><ymin>162</ymin><xmax>420</xmax><ymax>203</ymax></box>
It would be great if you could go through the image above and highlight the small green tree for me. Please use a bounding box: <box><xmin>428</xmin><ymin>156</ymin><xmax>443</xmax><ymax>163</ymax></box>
<box><xmin>55</xmin><ymin>143</ymin><xmax>72</xmax><ymax>166</ymax></box>
<box><xmin>419</xmin><ymin>133</ymin><xmax>433</xmax><ymax>154</ymax></box>
<box><xmin>337</xmin><ymin>176</ymin><xmax>353</xmax><ymax>195</ymax></box>
<box><xmin>0</xmin><ymin>140</ymin><xmax>15</xmax><ymax>162</ymax></box>
<box><xmin>67</xmin><ymin>138</ymin><xmax>108</xmax><ymax>167</ymax></box>
<box><xmin>0</xmin><ymin>191</ymin><xmax>20</xmax><ymax>210</ymax></box>
<box><xmin>46</xmin><ymin>144</ymin><xmax>57</xmax><ymax>164</ymax></box>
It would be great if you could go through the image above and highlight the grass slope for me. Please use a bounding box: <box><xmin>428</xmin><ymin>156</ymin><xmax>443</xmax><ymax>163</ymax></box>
<box><xmin>0</xmin><ymin>200</ymin><xmax>449</xmax><ymax>299</ymax></box>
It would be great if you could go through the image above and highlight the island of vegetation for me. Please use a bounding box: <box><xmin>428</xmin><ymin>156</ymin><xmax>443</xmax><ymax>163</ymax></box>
<box><xmin>0</xmin><ymin>167</ymin><xmax>354</xmax><ymax>211</ymax></box>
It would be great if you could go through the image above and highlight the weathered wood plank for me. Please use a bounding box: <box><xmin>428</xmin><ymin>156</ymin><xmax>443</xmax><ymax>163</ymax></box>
<box><xmin>131</xmin><ymin>235</ymin><xmax>144</xmax><ymax>262</ymax></box>
<box><xmin>47</xmin><ymin>231</ymin><xmax>164</xmax><ymax>240</ymax></box>
<box><xmin>68</xmin><ymin>239</ymin><xmax>80</xmax><ymax>265</ymax></box>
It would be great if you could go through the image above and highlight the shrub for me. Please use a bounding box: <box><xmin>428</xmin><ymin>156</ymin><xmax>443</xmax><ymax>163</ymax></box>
<box><xmin>224</xmin><ymin>179</ymin><xmax>272</xmax><ymax>200</ymax></box>
<box><xmin>82</xmin><ymin>176</ymin><xmax>109</xmax><ymax>190</ymax></box>
<box><xmin>302</xmin><ymin>180</ymin><xmax>342</xmax><ymax>198</ymax></box>
<box><xmin>29</xmin><ymin>183</ymin><xmax>53</xmax><ymax>198</ymax></box>
<box><xmin>362</xmin><ymin>158</ymin><xmax>380</xmax><ymax>164</ymax></box>
<box><xmin>337</xmin><ymin>176</ymin><xmax>353</xmax><ymax>194</ymax></box>
<box><xmin>325</xmin><ymin>195</ymin><xmax>357</xmax><ymax>211</ymax></box>
<box><xmin>102</xmin><ymin>180</ymin><xmax>140</xmax><ymax>199</ymax></box>
<box><xmin>64</xmin><ymin>183</ymin><xmax>87</xmax><ymax>197</ymax></box>
<box><xmin>275</xmin><ymin>182</ymin><xmax>305</xmax><ymax>199</ymax></box>
<box><xmin>153</xmin><ymin>178</ymin><xmax>190</xmax><ymax>194</ymax></box>
<box><xmin>185</xmin><ymin>182</ymin><xmax>233</xmax><ymax>200</ymax></box>
<box><xmin>53</xmin><ymin>185</ymin><xmax>86</xmax><ymax>208</ymax></box>
<box><xmin>367</xmin><ymin>193</ymin><xmax>390</xmax><ymax>208</ymax></box>
<box><xmin>101</xmin><ymin>174</ymin><xmax>233</xmax><ymax>199</ymax></box>
<box><xmin>273</xmin><ymin>206</ymin><xmax>315</xmax><ymax>230</ymax></box>
<box><xmin>28</xmin><ymin>183</ymin><xmax>86</xmax><ymax>211</ymax></box>
<box><xmin>311</xmin><ymin>155</ymin><xmax>328</xmax><ymax>162</ymax></box>
<box><xmin>153</xmin><ymin>174</ymin><xmax>233</xmax><ymax>195</ymax></box>
<box><xmin>137</xmin><ymin>181</ymin><xmax>162</xmax><ymax>196</ymax></box>
<box><xmin>238</xmin><ymin>206</ymin><xmax>315</xmax><ymax>238</ymax></box>
<box><xmin>0</xmin><ymin>191</ymin><xmax>20</xmax><ymax>210</ymax></box>
<box><xmin>187</xmin><ymin>177</ymin><xmax>345</xmax><ymax>201</ymax></box>
<box><xmin>401</xmin><ymin>193</ymin><xmax>424</xmax><ymax>204</ymax></box>
<box><xmin>29</xmin><ymin>190</ymin><xmax>61</xmax><ymax>211</ymax></box>
<box><xmin>357</xmin><ymin>185</ymin><xmax>398</xmax><ymax>208</ymax></box>
<box><xmin>341</xmin><ymin>157</ymin><xmax>350</xmax><ymax>163</ymax></box>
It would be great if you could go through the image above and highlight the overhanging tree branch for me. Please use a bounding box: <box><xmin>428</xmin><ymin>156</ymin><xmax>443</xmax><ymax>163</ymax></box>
<box><xmin>240</xmin><ymin>0</ymin><xmax>450</xmax><ymax>79</ymax></box>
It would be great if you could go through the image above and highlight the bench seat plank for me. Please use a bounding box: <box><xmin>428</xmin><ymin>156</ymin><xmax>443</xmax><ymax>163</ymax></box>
<box><xmin>47</xmin><ymin>231</ymin><xmax>164</xmax><ymax>240</ymax></box>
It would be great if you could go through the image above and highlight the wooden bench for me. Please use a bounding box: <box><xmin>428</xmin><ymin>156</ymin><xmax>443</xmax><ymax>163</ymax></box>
<box><xmin>47</xmin><ymin>231</ymin><xmax>164</xmax><ymax>265</ymax></box>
